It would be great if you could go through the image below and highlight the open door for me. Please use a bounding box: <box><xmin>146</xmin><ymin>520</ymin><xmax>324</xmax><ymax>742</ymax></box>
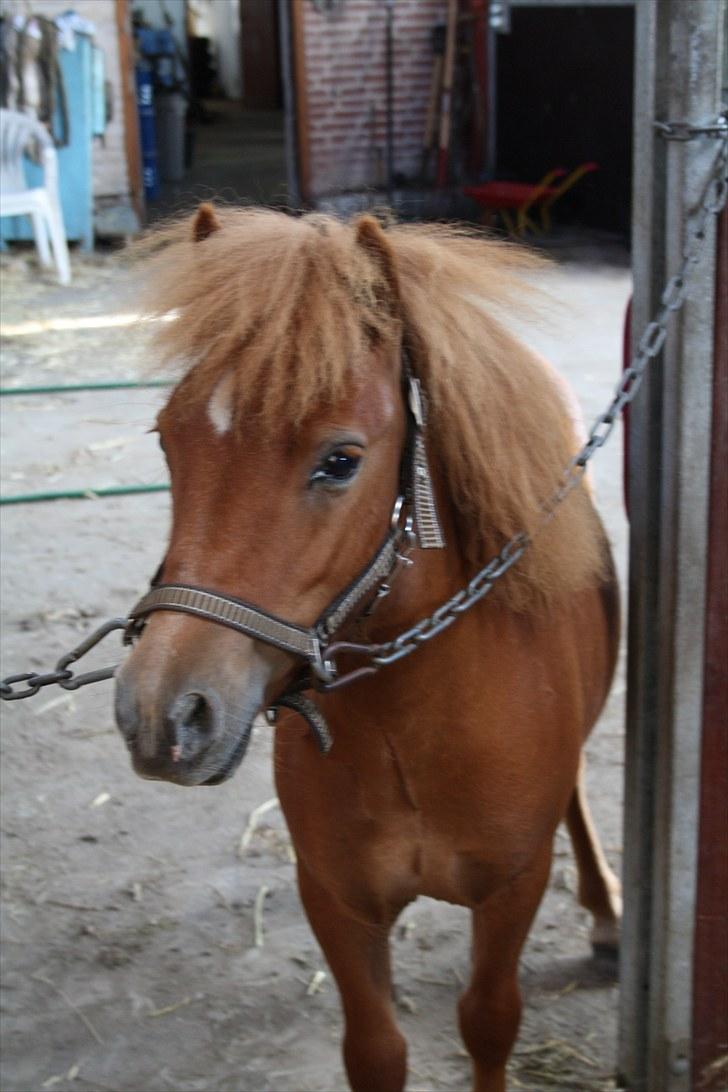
<box><xmin>241</xmin><ymin>0</ymin><xmax>282</xmax><ymax>108</ymax></box>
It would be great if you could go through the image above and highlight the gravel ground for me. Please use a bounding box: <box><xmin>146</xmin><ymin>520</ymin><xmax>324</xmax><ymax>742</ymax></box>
<box><xmin>1</xmin><ymin>240</ymin><xmax>631</xmax><ymax>1092</ymax></box>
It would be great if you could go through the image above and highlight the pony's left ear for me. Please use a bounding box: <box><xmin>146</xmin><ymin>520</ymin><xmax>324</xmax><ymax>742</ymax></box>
<box><xmin>354</xmin><ymin>215</ymin><xmax>400</xmax><ymax>308</ymax></box>
<box><xmin>192</xmin><ymin>202</ymin><xmax>221</xmax><ymax>243</ymax></box>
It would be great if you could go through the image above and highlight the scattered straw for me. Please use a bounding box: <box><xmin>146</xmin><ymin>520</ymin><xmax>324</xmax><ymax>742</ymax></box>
<box><xmin>209</xmin><ymin>884</ymin><xmax>235</xmax><ymax>913</ymax></box>
<box><xmin>253</xmin><ymin>884</ymin><xmax>270</xmax><ymax>948</ymax></box>
<box><xmin>33</xmin><ymin>973</ymin><xmax>104</xmax><ymax>1045</ymax></box>
<box><xmin>35</xmin><ymin>692</ymin><xmax>75</xmax><ymax>716</ymax></box>
<box><xmin>47</xmin><ymin>1062</ymin><xmax>80</xmax><ymax>1086</ymax></box>
<box><xmin>44</xmin><ymin>899</ymin><xmax>102</xmax><ymax>912</ymax></box>
<box><xmin>238</xmin><ymin>797</ymin><xmax>280</xmax><ymax>856</ymax></box>
<box><xmin>516</xmin><ymin>1038</ymin><xmax>597</xmax><ymax>1068</ymax></box>
<box><xmin>550</xmin><ymin>979</ymin><xmax>579</xmax><ymax>999</ymax></box>
<box><xmin>305</xmin><ymin>970</ymin><xmax>327</xmax><ymax>996</ymax></box>
<box><xmin>148</xmin><ymin>996</ymin><xmax>193</xmax><ymax>1018</ymax></box>
<box><xmin>510</xmin><ymin>1035</ymin><xmax>608</xmax><ymax>1090</ymax></box>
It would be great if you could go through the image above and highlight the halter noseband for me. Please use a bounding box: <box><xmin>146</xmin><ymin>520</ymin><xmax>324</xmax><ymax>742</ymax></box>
<box><xmin>125</xmin><ymin>366</ymin><xmax>445</xmax><ymax>752</ymax></box>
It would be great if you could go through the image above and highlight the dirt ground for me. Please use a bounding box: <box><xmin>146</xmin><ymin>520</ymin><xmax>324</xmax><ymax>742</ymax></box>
<box><xmin>0</xmin><ymin>238</ymin><xmax>631</xmax><ymax>1092</ymax></box>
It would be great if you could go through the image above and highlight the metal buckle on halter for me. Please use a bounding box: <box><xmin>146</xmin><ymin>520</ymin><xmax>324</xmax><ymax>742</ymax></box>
<box><xmin>311</xmin><ymin>634</ymin><xmax>338</xmax><ymax>686</ymax></box>
<box><xmin>408</xmin><ymin>375</ymin><xmax>425</xmax><ymax>427</ymax></box>
<box><xmin>356</xmin><ymin>496</ymin><xmax>416</xmax><ymax>616</ymax></box>
<box><xmin>390</xmin><ymin>494</ymin><xmax>416</xmax><ymax>548</ymax></box>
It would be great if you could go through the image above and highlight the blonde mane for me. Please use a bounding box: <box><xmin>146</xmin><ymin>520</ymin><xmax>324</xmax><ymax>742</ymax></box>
<box><xmin>140</xmin><ymin>208</ymin><xmax>606</xmax><ymax>612</ymax></box>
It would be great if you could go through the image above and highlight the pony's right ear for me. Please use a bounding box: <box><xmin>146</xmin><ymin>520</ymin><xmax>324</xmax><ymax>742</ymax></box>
<box><xmin>192</xmin><ymin>203</ymin><xmax>221</xmax><ymax>242</ymax></box>
<box><xmin>354</xmin><ymin>214</ymin><xmax>400</xmax><ymax>309</ymax></box>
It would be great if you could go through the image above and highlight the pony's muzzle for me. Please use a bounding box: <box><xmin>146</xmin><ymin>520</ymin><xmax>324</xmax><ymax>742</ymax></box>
<box><xmin>115</xmin><ymin>680</ymin><xmax>223</xmax><ymax>781</ymax></box>
<box><xmin>113</xmin><ymin>614</ymin><xmax>279</xmax><ymax>785</ymax></box>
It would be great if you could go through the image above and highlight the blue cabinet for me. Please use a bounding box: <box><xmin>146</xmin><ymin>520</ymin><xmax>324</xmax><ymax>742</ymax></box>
<box><xmin>1</xmin><ymin>30</ymin><xmax>100</xmax><ymax>251</ymax></box>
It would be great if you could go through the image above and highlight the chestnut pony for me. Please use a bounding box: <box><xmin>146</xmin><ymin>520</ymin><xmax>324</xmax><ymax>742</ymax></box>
<box><xmin>116</xmin><ymin>206</ymin><xmax>621</xmax><ymax>1092</ymax></box>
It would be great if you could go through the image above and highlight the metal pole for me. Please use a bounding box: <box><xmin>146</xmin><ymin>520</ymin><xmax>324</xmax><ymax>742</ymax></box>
<box><xmin>278</xmin><ymin>0</ymin><xmax>301</xmax><ymax>208</ymax></box>
<box><xmin>385</xmin><ymin>0</ymin><xmax>395</xmax><ymax>205</ymax></box>
<box><xmin>619</xmin><ymin>2</ymin><xmax>670</xmax><ymax>1082</ymax></box>
<box><xmin>621</xmin><ymin>2</ymin><xmax>725</xmax><ymax>1089</ymax></box>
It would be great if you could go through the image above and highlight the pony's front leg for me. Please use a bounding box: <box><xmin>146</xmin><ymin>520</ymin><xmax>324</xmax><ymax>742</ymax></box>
<box><xmin>458</xmin><ymin>845</ymin><xmax>553</xmax><ymax>1092</ymax></box>
<box><xmin>297</xmin><ymin>861</ymin><xmax>407</xmax><ymax>1092</ymax></box>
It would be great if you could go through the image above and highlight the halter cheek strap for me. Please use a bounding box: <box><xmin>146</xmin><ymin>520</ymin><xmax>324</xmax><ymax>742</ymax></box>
<box><xmin>406</xmin><ymin>374</ymin><xmax>445</xmax><ymax>550</ymax></box>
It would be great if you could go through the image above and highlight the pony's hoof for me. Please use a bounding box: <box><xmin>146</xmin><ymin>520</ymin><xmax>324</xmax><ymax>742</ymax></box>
<box><xmin>590</xmin><ymin>916</ymin><xmax>620</xmax><ymax>960</ymax></box>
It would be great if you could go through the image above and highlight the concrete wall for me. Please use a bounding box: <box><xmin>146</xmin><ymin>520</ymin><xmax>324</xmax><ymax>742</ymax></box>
<box><xmin>212</xmin><ymin>0</ymin><xmax>241</xmax><ymax>100</ymax></box>
<box><xmin>301</xmin><ymin>0</ymin><xmax>442</xmax><ymax>197</ymax></box>
<box><xmin>191</xmin><ymin>0</ymin><xmax>241</xmax><ymax>99</ymax></box>
<box><xmin>0</xmin><ymin>0</ymin><xmax>130</xmax><ymax>207</ymax></box>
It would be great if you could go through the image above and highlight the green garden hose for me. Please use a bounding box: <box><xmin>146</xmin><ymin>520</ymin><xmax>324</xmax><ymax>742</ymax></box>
<box><xmin>1</xmin><ymin>483</ymin><xmax>170</xmax><ymax>506</ymax></box>
<box><xmin>0</xmin><ymin>381</ymin><xmax>172</xmax><ymax>396</ymax></box>
<box><xmin>1</xmin><ymin>381</ymin><xmax>176</xmax><ymax>503</ymax></box>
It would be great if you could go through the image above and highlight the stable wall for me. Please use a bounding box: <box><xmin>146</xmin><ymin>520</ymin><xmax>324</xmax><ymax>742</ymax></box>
<box><xmin>300</xmin><ymin>0</ymin><xmax>442</xmax><ymax>198</ymax></box>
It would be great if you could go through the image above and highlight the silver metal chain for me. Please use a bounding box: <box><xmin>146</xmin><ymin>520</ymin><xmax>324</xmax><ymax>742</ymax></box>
<box><xmin>0</xmin><ymin>619</ymin><xmax>127</xmax><ymax>700</ymax></box>
<box><xmin>366</xmin><ymin>125</ymin><xmax>728</xmax><ymax>670</ymax></box>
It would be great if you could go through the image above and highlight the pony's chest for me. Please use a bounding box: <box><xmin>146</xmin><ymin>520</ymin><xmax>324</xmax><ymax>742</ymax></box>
<box><xmin>276</xmin><ymin>737</ymin><xmax>521</xmax><ymax>911</ymax></box>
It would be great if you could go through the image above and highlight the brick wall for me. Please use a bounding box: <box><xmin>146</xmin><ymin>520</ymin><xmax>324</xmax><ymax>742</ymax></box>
<box><xmin>0</xmin><ymin>0</ymin><xmax>130</xmax><ymax>204</ymax></box>
<box><xmin>301</xmin><ymin>0</ymin><xmax>442</xmax><ymax>198</ymax></box>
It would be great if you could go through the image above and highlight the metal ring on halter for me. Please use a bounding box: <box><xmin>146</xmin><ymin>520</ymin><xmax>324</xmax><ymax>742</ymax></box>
<box><xmin>390</xmin><ymin>495</ymin><xmax>405</xmax><ymax>530</ymax></box>
<box><xmin>311</xmin><ymin>639</ymin><xmax>337</xmax><ymax>685</ymax></box>
<box><xmin>390</xmin><ymin>494</ymin><xmax>415</xmax><ymax>546</ymax></box>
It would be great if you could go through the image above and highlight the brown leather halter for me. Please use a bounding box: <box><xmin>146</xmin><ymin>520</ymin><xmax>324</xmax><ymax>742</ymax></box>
<box><xmin>124</xmin><ymin>369</ymin><xmax>445</xmax><ymax>751</ymax></box>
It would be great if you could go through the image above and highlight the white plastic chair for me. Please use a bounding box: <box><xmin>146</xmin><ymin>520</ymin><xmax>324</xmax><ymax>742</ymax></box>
<box><xmin>0</xmin><ymin>109</ymin><xmax>71</xmax><ymax>285</ymax></box>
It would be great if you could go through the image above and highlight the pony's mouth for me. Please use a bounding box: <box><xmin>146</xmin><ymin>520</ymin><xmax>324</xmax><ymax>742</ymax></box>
<box><xmin>200</xmin><ymin>721</ymin><xmax>253</xmax><ymax>785</ymax></box>
<box><xmin>125</xmin><ymin>719</ymin><xmax>253</xmax><ymax>786</ymax></box>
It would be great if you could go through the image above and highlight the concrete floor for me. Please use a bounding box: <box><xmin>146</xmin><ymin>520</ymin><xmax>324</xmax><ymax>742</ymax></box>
<box><xmin>150</xmin><ymin>100</ymin><xmax>290</xmax><ymax>219</ymax></box>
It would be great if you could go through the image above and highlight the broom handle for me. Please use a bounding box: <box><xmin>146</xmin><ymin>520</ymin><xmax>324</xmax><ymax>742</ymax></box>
<box><xmin>437</xmin><ymin>0</ymin><xmax>458</xmax><ymax>187</ymax></box>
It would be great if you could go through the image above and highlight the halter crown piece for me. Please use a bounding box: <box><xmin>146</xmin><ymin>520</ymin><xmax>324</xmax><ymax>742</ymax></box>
<box><xmin>125</xmin><ymin>362</ymin><xmax>445</xmax><ymax>753</ymax></box>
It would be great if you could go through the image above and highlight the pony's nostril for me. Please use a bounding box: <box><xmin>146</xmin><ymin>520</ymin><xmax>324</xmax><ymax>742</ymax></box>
<box><xmin>178</xmin><ymin>692</ymin><xmax>211</xmax><ymax>732</ymax></box>
<box><xmin>167</xmin><ymin>692</ymin><xmax>215</xmax><ymax>761</ymax></box>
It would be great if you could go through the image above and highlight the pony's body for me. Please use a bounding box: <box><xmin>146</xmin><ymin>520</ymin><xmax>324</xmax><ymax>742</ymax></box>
<box><xmin>279</xmin><ymin>576</ymin><xmax>616</xmax><ymax>914</ymax></box>
<box><xmin>117</xmin><ymin>207</ymin><xmax>621</xmax><ymax>1092</ymax></box>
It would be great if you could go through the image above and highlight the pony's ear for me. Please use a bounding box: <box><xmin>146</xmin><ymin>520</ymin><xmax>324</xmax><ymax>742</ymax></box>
<box><xmin>354</xmin><ymin>215</ymin><xmax>400</xmax><ymax>307</ymax></box>
<box><xmin>192</xmin><ymin>203</ymin><xmax>221</xmax><ymax>243</ymax></box>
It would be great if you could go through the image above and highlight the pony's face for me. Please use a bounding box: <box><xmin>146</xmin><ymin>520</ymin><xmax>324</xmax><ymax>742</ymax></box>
<box><xmin>115</xmin><ymin>343</ymin><xmax>404</xmax><ymax>785</ymax></box>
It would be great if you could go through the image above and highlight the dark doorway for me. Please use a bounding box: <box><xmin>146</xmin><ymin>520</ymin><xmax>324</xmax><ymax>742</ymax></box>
<box><xmin>495</xmin><ymin>4</ymin><xmax>634</xmax><ymax>235</ymax></box>
<box><xmin>241</xmin><ymin>0</ymin><xmax>282</xmax><ymax>108</ymax></box>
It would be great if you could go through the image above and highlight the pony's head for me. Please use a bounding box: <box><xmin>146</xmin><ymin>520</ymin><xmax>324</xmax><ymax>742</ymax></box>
<box><xmin>115</xmin><ymin>205</ymin><xmax>604</xmax><ymax>785</ymax></box>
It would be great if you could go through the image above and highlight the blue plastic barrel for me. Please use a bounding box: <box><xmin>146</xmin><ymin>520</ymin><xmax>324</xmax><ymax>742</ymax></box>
<box><xmin>135</xmin><ymin>66</ymin><xmax>159</xmax><ymax>201</ymax></box>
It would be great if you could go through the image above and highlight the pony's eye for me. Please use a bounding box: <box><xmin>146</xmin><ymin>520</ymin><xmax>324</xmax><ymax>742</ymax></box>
<box><xmin>310</xmin><ymin>448</ymin><xmax>363</xmax><ymax>488</ymax></box>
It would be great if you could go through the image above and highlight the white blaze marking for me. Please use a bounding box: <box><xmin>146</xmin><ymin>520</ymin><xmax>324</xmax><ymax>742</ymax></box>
<box><xmin>208</xmin><ymin>373</ymin><xmax>235</xmax><ymax>434</ymax></box>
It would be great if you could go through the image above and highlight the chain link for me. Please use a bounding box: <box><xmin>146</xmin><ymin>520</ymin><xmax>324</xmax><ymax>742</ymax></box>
<box><xmin>1</xmin><ymin>619</ymin><xmax>128</xmax><ymax>700</ymax></box>
<box><xmin>366</xmin><ymin>127</ymin><xmax>728</xmax><ymax>671</ymax></box>
<box><xmin>654</xmin><ymin>114</ymin><xmax>728</xmax><ymax>142</ymax></box>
